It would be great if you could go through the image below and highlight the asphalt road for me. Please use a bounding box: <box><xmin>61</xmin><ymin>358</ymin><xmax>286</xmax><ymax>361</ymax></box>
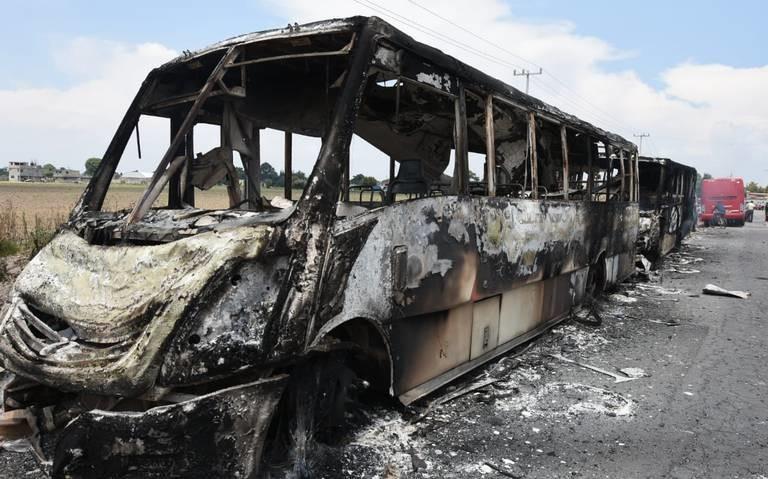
<box><xmin>0</xmin><ymin>213</ymin><xmax>767</xmax><ymax>478</ymax></box>
<box><xmin>396</xmin><ymin>212</ymin><xmax>768</xmax><ymax>479</ymax></box>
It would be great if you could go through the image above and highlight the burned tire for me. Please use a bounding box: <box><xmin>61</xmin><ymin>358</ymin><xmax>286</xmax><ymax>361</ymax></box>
<box><xmin>261</xmin><ymin>354</ymin><xmax>361</xmax><ymax>478</ymax></box>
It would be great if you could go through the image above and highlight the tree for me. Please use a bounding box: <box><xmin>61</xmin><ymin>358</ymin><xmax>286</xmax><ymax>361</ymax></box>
<box><xmin>351</xmin><ymin>173</ymin><xmax>378</xmax><ymax>186</ymax></box>
<box><xmin>696</xmin><ymin>172</ymin><xmax>713</xmax><ymax>196</ymax></box>
<box><xmin>42</xmin><ymin>163</ymin><xmax>56</xmax><ymax>178</ymax></box>
<box><xmin>292</xmin><ymin>170</ymin><xmax>308</xmax><ymax>189</ymax></box>
<box><xmin>468</xmin><ymin>170</ymin><xmax>480</xmax><ymax>182</ymax></box>
<box><xmin>85</xmin><ymin>157</ymin><xmax>101</xmax><ymax>176</ymax></box>
<box><xmin>260</xmin><ymin>162</ymin><xmax>279</xmax><ymax>187</ymax></box>
<box><xmin>746</xmin><ymin>181</ymin><xmax>761</xmax><ymax>193</ymax></box>
<box><xmin>0</xmin><ymin>167</ymin><xmax>7</xmax><ymax>178</ymax></box>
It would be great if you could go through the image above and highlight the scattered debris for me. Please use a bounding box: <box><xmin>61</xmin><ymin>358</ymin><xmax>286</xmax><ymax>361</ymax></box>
<box><xmin>702</xmin><ymin>284</ymin><xmax>750</xmax><ymax>299</ymax></box>
<box><xmin>635</xmin><ymin>255</ymin><xmax>652</xmax><ymax>276</ymax></box>
<box><xmin>631</xmin><ymin>317</ymin><xmax>680</xmax><ymax>327</ymax></box>
<box><xmin>619</xmin><ymin>367</ymin><xmax>648</xmax><ymax>379</ymax></box>
<box><xmin>609</xmin><ymin>294</ymin><xmax>638</xmax><ymax>304</ymax></box>
<box><xmin>411</xmin><ymin>377</ymin><xmax>501</xmax><ymax>423</ymax></box>
<box><xmin>484</xmin><ymin>461</ymin><xmax>524</xmax><ymax>478</ymax></box>
<box><xmin>552</xmin><ymin>323</ymin><xmax>609</xmax><ymax>351</ymax></box>
<box><xmin>666</xmin><ymin>267</ymin><xmax>701</xmax><ymax>274</ymax></box>
<box><xmin>495</xmin><ymin>382</ymin><xmax>635</xmax><ymax>418</ymax></box>
<box><xmin>547</xmin><ymin>354</ymin><xmax>638</xmax><ymax>384</ymax></box>
<box><xmin>635</xmin><ymin>284</ymin><xmax>686</xmax><ymax>295</ymax></box>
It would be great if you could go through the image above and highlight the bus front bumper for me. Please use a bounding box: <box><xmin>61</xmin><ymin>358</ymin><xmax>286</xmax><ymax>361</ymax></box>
<box><xmin>28</xmin><ymin>376</ymin><xmax>287</xmax><ymax>479</ymax></box>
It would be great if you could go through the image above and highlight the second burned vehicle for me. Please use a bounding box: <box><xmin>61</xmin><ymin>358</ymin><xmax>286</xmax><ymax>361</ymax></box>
<box><xmin>636</xmin><ymin>157</ymin><xmax>698</xmax><ymax>260</ymax></box>
<box><xmin>0</xmin><ymin>16</ymin><xmax>639</xmax><ymax>477</ymax></box>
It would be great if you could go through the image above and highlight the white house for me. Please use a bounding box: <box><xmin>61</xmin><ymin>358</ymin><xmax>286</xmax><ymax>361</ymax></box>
<box><xmin>120</xmin><ymin>170</ymin><xmax>154</xmax><ymax>184</ymax></box>
<box><xmin>8</xmin><ymin>161</ymin><xmax>43</xmax><ymax>182</ymax></box>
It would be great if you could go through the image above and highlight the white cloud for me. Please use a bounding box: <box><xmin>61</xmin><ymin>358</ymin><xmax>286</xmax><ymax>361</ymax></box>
<box><xmin>2</xmin><ymin>3</ymin><xmax>766</xmax><ymax>185</ymax></box>
<box><xmin>0</xmin><ymin>38</ymin><xmax>176</xmax><ymax>172</ymax></box>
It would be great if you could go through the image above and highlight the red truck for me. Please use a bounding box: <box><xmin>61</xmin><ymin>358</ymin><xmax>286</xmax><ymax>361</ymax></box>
<box><xmin>699</xmin><ymin>177</ymin><xmax>746</xmax><ymax>226</ymax></box>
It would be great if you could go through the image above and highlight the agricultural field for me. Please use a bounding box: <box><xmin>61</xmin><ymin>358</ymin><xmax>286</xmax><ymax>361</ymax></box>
<box><xmin>0</xmin><ymin>182</ymin><xmax>301</xmax><ymax>246</ymax></box>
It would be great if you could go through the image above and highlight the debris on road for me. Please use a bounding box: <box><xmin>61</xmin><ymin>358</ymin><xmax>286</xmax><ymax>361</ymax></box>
<box><xmin>548</xmin><ymin>354</ymin><xmax>639</xmax><ymax>383</ymax></box>
<box><xmin>483</xmin><ymin>460</ymin><xmax>524</xmax><ymax>478</ymax></box>
<box><xmin>666</xmin><ymin>266</ymin><xmax>701</xmax><ymax>274</ymax></box>
<box><xmin>619</xmin><ymin>367</ymin><xmax>648</xmax><ymax>379</ymax></box>
<box><xmin>702</xmin><ymin>283</ymin><xmax>750</xmax><ymax>299</ymax></box>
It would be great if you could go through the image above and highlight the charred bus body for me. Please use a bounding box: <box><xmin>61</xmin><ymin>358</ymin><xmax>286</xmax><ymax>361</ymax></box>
<box><xmin>0</xmin><ymin>17</ymin><xmax>638</xmax><ymax>477</ymax></box>
<box><xmin>636</xmin><ymin>157</ymin><xmax>697</xmax><ymax>260</ymax></box>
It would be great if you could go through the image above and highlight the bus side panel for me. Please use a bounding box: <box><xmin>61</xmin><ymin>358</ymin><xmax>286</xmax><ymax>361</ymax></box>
<box><xmin>390</xmin><ymin>303</ymin><xmax>473</xmax><ymax>394</ymax></box>
<box><xmin>498</xmin><ymin>281</ymin><xmax>544</xmax><ymax>344</ymax></box>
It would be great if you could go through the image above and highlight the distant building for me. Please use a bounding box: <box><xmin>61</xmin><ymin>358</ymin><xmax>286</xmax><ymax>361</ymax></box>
<box><xmin>120</xmin><ymin>170</ymin><xmax>154</xmax><ymax>184</ymax></box>
<box><xmin>53</xmin><ymin>168</ymin><xmax>83</xmax><ymax>183</ymax></box>
<box><xmin>8</xmin><ymin>161</ymin><xmax>43</xmax><ymax>182</ymax></box>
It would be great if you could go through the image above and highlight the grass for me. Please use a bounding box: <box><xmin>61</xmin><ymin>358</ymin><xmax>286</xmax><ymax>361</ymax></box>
<box><xmin>0</xmin><ymin>182</ymin><xmax>303</xmax><ymax>257</ymax></box>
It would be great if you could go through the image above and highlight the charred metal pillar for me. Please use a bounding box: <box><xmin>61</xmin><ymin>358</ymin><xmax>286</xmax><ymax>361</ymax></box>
<box><xmin>606</xmin><ymin>144</ymin><xmax>614</xmax><ymax>202</ymax></box>
<box><xmin>527</xmin><ymin>112</ymin><xmax>539</xmax><ymax>199</ymax></box>
<box><xmin>284</xmin><ymin>131</ymin><xmax>292</xmax><ymax>201</ymax></box>
<box><xmin>560</xmin><ymin>125</ymin><xmax>569</xmax><ymax>200</ymax></box>
<box><xmin>635</xmin><ymin>151</ymin><xmax>640</xmax><ymax>201</ymax></box>
<box><xmin>183</xmin><ymin>125</ymin><xmax>195</xmax><ymax>206</ymax></box>
<box><xmin>656</xmin><ymin>161</ymin><xmax>667</xmax><ymax>210</ymax></box>
<box><xmin>618</xmin><ymin>148</ymin><xmax>626</xmax><ymax>201</ymax></box>
<box><xmin>454</xmin><ymin>83</ymin><xmax>469</xmax><ymax>195</ymax></box>
<box><xmin>343</xmin><ymin>143</ymin><xmax>350</xmax><ymax>202</ymax></box>
<box><xmin>246</xmin><ymin>127</ymin><xmax>261</xmax><ymax>209</ymax></box>
<box><xmin>389</xmin><ymin>157</ymin><xmax>396</xmax><ymax>199</ymax></box>
<box><xmin>586</xmin><ymin>136</ymin><xmax>594</xmax><ymax>201</ymax></box>
<box><xmin>485</xmin><ymin>95</ymin><xmax>496</xmax><ymax>197</ymax></box>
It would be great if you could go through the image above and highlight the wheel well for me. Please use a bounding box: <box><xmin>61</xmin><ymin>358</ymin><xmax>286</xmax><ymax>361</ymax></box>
<box><xmin>325</xmin><ymin>318</ymin><xmax>393</xmax><ymax>394</ymax></box>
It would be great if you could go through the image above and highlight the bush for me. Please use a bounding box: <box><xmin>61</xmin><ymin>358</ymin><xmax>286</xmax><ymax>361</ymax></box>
<box><xmin>0</xmin><ymin>239</ymin><xmax>19</xmax><ymax>257</ymax></box>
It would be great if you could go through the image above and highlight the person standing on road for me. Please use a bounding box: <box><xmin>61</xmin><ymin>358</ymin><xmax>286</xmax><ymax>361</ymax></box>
<box><xmin>746</xmin><ymin>200</ymin><xmax>755</xmax><ymax>222</ymax></box>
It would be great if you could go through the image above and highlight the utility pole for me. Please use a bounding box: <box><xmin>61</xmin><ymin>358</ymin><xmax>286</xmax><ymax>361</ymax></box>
<box><xmin>513</xmin><ymin>68</ymin><xmax>543</xmax><ymax>94</ymax></box>
<box><xmin>634</xmin><ymin>133</ymin><xmax>650</xmax><ymax>155</ymax></box>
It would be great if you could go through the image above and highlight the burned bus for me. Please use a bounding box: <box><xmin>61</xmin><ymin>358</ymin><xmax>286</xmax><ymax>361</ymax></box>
<box><xmin>637</xmin><ymin>157</ymin><xmax>697</xmax><ymax>259</ymax></box>
<box><xmin>0</xmin><ymin>17</ymin><xmax>638</xmax><ymax>477</ymax></box>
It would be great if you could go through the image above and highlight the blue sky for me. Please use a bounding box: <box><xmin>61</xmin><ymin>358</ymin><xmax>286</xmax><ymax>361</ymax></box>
<box><xmin>2</xmin><ymin>0</ymin><xmax>764</xmax><ymax>89</ymax></box>
<box><xmin>506</xmin><ymin>0</ymin><xmax>766</xmax><ymax>86</ymax></box>
<box><xmin>1</xmin><ymin>0</ymin><xmax>766</xmax><ymax>183</ymax></box>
